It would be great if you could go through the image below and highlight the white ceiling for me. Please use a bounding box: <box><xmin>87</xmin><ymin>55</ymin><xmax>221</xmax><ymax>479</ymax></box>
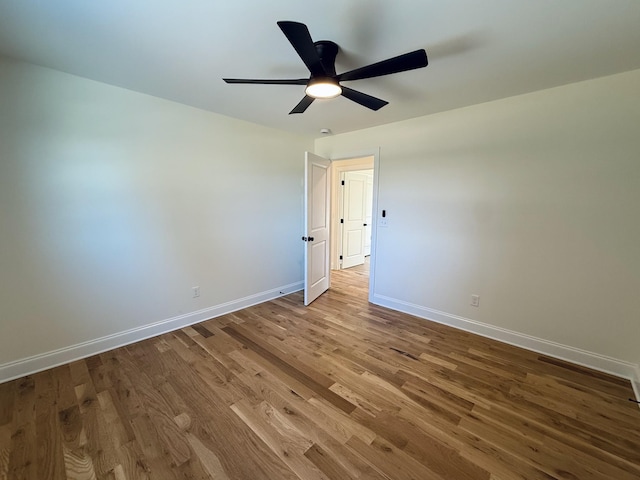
<box><xmin>1</xmin><ymin>1</ymin><xmax>640</xmax><ymax>137</ymax></box>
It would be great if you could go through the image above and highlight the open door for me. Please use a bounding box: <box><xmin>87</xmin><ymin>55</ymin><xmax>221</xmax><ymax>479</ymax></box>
<box><xmin>304</xmin><ymin>152</ymin><xmax>331</xmax><ymax>305</ymax></box>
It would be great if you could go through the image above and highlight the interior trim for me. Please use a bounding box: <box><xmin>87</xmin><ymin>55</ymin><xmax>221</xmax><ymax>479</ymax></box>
<box><xmin>633</xmin><ymin>366</ymin><xmax>640</xmax><ymax>409</ymax></box>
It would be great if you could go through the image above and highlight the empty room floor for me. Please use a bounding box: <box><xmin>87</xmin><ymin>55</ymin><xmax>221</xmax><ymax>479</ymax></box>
<box><xmin>1</xmin><ymin>267</ymin><xmax>639</xmax><ymax>479</ymax></box>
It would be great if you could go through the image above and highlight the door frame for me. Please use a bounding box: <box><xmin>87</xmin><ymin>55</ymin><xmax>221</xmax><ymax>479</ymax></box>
<box><xmin>330</xmin><ymin>157</ymin><xmax>374</xmax><ymax>270</ymax></box>
<box><xmin>328</xmin><ymin>149</ymin><xmax>380</xmax><ymax>303</ymax></box>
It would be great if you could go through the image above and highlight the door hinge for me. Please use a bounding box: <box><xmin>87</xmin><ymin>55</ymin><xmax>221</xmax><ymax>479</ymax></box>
<box><xmin>341</xmin><ymin>180</ymin><xmax>345</xmax><ymax>186</ymax></box>
<box><xmin>340</xmin><ymin>219</ymin><xmax>344</xmax><ymax>224</ymax></box>
<box><xmin>339</xmin><ymin>255</ymin><xmax>343</xmax><ymax>260</ymax></box>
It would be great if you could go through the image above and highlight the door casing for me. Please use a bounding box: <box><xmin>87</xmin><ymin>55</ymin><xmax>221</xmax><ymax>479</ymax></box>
<box><xmin>327</xmin><ymin>150</ymin><xmax>380</xmax><ymax>303</ymax></box>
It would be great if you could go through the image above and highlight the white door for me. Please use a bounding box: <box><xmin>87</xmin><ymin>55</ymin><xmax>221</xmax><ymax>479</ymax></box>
<box><xmin>304</xmin><ymin>152</ymin><xmax>331</xmax><ymax>305</ymax></box>
<box><xmin>341</xmin><ymin>171</ymin><xmax>368</xmax><ymax>269</ymax></box>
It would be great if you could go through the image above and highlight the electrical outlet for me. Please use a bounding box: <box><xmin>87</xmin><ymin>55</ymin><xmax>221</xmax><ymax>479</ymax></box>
<box><xmin>192</xmin><ymin>286</ymin><xmax>200</xmax><ymax>298</ymax></box>
<box><xmin>471</xmin><ymin>294</ymin><xmax>480</xmax><ymax>307</ymax></box>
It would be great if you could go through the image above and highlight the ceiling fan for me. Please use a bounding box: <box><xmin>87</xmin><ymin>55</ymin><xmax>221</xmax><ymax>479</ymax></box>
<box><xmin>223</xmin><ymin>21</ymin><xmax>428</xmax><ymax>114</ymax></box>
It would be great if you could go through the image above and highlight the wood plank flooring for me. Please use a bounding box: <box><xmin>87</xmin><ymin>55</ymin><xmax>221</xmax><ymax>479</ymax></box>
<box><xmin>1</xmin><ymin>263</ymin><xmax>639</xmax><ymax>479</ymax></box>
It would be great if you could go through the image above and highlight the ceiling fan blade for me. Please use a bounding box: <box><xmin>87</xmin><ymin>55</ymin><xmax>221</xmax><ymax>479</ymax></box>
<box><xmin>277</xmin><ymin>21</ymin><xmax>327</xmax><ymax>76</ymax></box>
<box><xmin>223</xmin><ymin>78</ymin><xmax>308</xmax><ymax>85</ymax></box>
<box><xmin>338</xmin><ymin>49</ymin><xmax>428</xmax><ymax>82</ymax></box>
<box><xmin>289</xmin><ymin>95</ymin><xmax>315</xmax><ymax>114</ymax></box>
<box><xmin>340</xmin><ymin>86</ymin><xmax>388</xmax><ymax>111</ymax></box>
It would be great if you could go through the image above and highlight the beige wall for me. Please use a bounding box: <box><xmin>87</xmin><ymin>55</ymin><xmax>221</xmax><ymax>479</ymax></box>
<box><xmin>0</xmin><ymin>58</ymin><xmax>312</xmax><ymax>373</ymax></box>
<box><xmin>316</xmin><ymin>69</ymin><xmax>640</xmax><ymax>370</ymax></box>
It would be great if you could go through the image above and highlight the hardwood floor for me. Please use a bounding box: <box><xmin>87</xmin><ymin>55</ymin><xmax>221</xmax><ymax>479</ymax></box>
<box><xmin>1</xmin><ymin>266</ymin><xmax>639</xmax><ymax>479</ymax></box>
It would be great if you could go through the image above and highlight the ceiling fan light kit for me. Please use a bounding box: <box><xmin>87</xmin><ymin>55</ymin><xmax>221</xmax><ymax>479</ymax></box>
<box><xmin>305</xmin><ymin>77</ymin><xmax>342</xmax><ymax>99</ymax></box>
<box><xmin>223</xmin><ymin>21</ymin><xmax>428</xmax><ymax>114</ymax></box>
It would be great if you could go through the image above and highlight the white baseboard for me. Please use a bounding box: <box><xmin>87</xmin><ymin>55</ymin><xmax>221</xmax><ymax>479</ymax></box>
<box><xmin>0</xmin><ymin>282</ymin><xmax>303</xmax><ymax>384</ymax></box>
<box><xmin>632</xmin><ymin>366</ymin><xmax>640</xmax><ymax>409</ymax></box>
<box><xmin>372</xmin><ymin>294</ymin><xmax>639</xmax><ymax>382</ymax></box>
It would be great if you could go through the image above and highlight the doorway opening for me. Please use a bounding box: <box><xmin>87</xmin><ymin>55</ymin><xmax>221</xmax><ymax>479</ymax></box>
<box><xmin>303</xmin><ymin>150</ymin><xmax>378</xmax><ymax>306</ymax></box>
<box><xmin>339</xmin><ymin>169</ymin><xmax>373</xmax><ymax>269</ymax></box>
<box><xmin>330</xmin><ymin>156</ymin><xmax>375</xmax><ymax>286</ymax></box>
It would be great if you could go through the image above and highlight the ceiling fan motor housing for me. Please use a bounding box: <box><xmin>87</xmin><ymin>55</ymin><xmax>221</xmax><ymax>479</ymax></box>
<box><xmin>313</xmin><ymin>40</ymin><xmax>339</xmax><ymax>77</ymax></box>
